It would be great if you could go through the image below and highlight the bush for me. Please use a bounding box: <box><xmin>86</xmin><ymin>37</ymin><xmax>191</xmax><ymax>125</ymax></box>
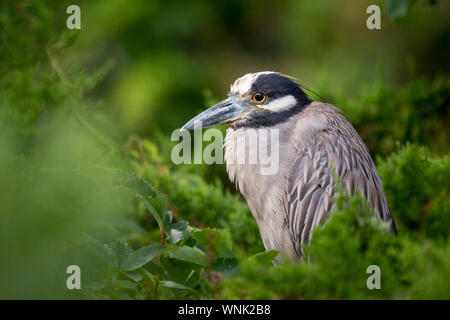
<box><xmin>126</xmin><ymin>137</ymin><xmax>263</xmax><ymax>255</ymax></box>
<box><xmin>378</xmin><ymin>144</ymin><xmax>450</xmax><ymax>239</ymax></box>
<box><xmin>1</xmin><ymin>0</ymin><xmax>448</xmax><ymax>300</ymax></box>
<box><xmin>219</xmin><ymin>188</ymin><xmax>450</xmax><ymax>299</ymax></box>
<box><xmin>320</xmin><ymin>75</ymin><xmax>450</xmax><ymax>157</ymax></box>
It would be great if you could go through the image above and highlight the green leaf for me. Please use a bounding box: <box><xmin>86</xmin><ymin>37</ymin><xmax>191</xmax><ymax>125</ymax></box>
<box><xmin>163</xmin><ymin>210</ymin><xmax>173</xmax><ymax>232</ymax></box>
<box><xmin>120</xmin><ymin>244</ymin><xmax>166</xmax><ymax>271</ymax></box>
<box><xmin>142</xmin><ymin>197</ymin><xmax>163</xmax><ymax>227</ymax></box>
<box><xmin>166</xmin><ymin>246</ymin><xmax>208</xmax><ymax>266</ymax></box>
<box><xmin>160</xmin><ymin>257</ymin><xmax>201</xmax><ymax>284</ymax></box>
<box><xmin>168</xmin><ymin>220</ymin><xmax>190</xmax><ymax>244</ymax></box>
<box><xmin>117</xmin><ymin>280</ymin><xmax>138</xmax><ymax>291</ymax></box>
<box><xmin>144</xmin><ymin>261</ymin><xmax>166</xmax><ymax>277</ymax></box>
<box><xmin>249</xmin><ymin>250</ymin><xmax>279</xmax><ymax>266</ymax></box>
<box><xmin>122</xmin><ymin>271</ymin><xmax>143</xmax><ymax>283</ymax></box>
<box><xmin>109</xmin><ymin>169</ymin><xmax>158</xmax><ymax>198</ymax></box>
<box><xmin>213</xmin><ymin>250</ymin><xmax>238</xmax><ymax>276</ymax></box>
<box><xmin>115</xmin><ymin>241</ymin><xmax>133</xmax><ymax>267</ymax></box>
<box><xmin>84</xmin><ymin>233</ymin><xmax>116</xmax><ymax>265</ymax></box>
<box><xmin>192</xmin><ymin>228</ymin><xmax>232</xmax><ymax>256</ymax></box>
<box><xmin>158</xmin><ymin>280</ymin><xmax>192</xmax><ymax>290</ymax></box>
<box><xmin>142</xmin><ymin>194</ymin><xmax>171</xmax><ymax>232</ymax></box>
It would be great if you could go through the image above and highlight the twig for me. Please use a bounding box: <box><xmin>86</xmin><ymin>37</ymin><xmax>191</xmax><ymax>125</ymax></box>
<box><xmin>160</xmin><ymin>227</ymin><xmax>166</xmax><ymax>246</ymax></box>
<box><xmin>46</xmin><ymin>47</ymin><xmax>71</xmax><ymax>87</ymax></box>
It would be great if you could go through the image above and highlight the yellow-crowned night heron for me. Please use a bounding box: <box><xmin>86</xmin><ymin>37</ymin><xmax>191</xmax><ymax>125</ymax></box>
<box><xmin>181</xmin><ymin>71</ymin><xmax>396</xmax><ymax>261</ymax></box>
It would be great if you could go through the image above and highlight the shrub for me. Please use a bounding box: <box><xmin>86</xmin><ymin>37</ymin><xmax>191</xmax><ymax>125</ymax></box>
<box><xmin>378</xmin><ymin>144</ymin><xmax>450</xmax><ymax>239</ymax></box>
<box><xmin>219</xmin><ymin>188</ymin><xmax>450</xmax><ymax>299</ymax></box>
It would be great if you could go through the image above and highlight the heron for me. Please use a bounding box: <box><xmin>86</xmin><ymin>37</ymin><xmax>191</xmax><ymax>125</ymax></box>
<box><xmin>181</xmin><ymin>71</ymin><xmax>396</xmax><ymax>261</ymax></box>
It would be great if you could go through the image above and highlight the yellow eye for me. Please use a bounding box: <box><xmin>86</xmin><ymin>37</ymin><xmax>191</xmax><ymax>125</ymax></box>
<box><xmin>252</xmin><ymin>92</ymin><xmax>267</xmax><ymax>103</ymax></box>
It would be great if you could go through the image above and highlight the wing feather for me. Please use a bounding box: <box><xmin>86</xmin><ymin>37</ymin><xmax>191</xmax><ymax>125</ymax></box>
<box><xmin>284</xmin><ymin>103</ymin><xmax>396</xmax><ymax>256</ymax></box>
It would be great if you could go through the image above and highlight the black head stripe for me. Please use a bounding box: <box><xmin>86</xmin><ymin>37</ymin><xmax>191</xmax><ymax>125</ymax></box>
<box><xmin>231</xmin><ymin>107</ymin><xmax>304</xmax><ymax>129</ymax></box>
<box><xmin>251</xmin><ymin>73</ymin><xmax>310</xmax><ymax>103</ymax></box>
<box><xmin>232</xmin><ymin>72</ymin><xmax>312</xmax><ymax>129</ymax></box>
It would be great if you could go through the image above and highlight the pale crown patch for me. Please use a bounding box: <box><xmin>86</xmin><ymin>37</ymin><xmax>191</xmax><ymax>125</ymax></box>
<box><xmin>230</xmin><ymin>71</ymin><xmax>277</xmax><ymax>95</ymax></box>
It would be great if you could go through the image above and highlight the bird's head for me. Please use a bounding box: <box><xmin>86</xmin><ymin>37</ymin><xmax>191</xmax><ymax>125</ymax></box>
<box><xmin>181</xmin><ymin>71</ymin><xmax>311</xmax><ymax>130</ymax></box>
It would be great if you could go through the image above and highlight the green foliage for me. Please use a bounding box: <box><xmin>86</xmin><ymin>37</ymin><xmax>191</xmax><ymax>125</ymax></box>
<box><xmin>378</xmin><ymin>144</ymin><xmax>450</xmax><ymax>239</ymax></box>
<box><xmin>82</xmin><ymin>141</ymin><xmax>448</xmax><ymax>300</ymax></box>
<box><xmin>322</xmin><ymin>75</ymin><xmax>450</xmax><ymax>157</ymax></box>
<box><xmin>120</xmin><ymin>244</ymin><xmax>166</xmax><ymax>271</ymax></box>
<box><xmin>219</xmin><ymin>189</ymin><xmax>449</xmax><ymax>299</ymax></box>
<box><xmin>0</xmin><ymin>0</ymin><xmax>448</xmax><ymax>300</ymax></box>
<box><xmin>126</xmin><ymin>138</ymin><xmax>263</xmax><ymax>255</ymax></box>
<box><xmin>76</xmin><ymin>172</ymin><xmax>239</xmax><ymax>299</ymax></box>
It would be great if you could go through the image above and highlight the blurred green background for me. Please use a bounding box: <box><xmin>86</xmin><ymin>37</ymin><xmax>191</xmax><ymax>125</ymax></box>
<box><xmin>71</xmin><ymin>0</ymin><xmax>449</xmax><ymax>146</ymax></box>
<box><xmin>0</xmin><ymin>0</ymin><xmax>449</xmax><ymax>299</ymax></box>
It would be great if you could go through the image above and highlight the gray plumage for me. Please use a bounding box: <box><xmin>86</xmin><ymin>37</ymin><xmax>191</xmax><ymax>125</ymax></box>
<box><xmin>182</xmin><ymin>71</ymin><xmax>396</xmax><ymax>261</ymax></box>
<box><xmin>225</xmin><ymin>101</ymin><xmax>395</xmax><ymax>258</ymax></box>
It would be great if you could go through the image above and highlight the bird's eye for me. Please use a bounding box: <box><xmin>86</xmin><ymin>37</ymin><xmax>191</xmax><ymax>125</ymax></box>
<box><xmin>252</xmin><ymin>92</ymin><xmax>267</xmax><ymax>103</ymax></box>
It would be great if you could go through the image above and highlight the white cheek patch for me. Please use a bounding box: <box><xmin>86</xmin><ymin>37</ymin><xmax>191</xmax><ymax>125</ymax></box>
<box><xmin>262</xmin><ymin>95</ymin><xmax>297</xmax><ymax>112</ymax></box>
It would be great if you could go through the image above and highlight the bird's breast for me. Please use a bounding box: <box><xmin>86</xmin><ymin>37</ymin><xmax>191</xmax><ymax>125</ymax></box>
<box><xmin>224</xmin><ymin>126</ymin><xmax>290</xmax><ymax>219</ymax></box>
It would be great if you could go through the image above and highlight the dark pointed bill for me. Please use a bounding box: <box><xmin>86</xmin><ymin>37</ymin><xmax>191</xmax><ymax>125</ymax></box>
<box><xmin>181</xmin><ymin>98</ymin><xmax>243</xmax><ymax>131</ymax></box>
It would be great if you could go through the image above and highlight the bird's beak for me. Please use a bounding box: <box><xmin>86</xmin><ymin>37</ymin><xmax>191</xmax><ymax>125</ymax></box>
<box><xmin>181</xmin><ymin>97</ymin><xmax>246</xmax><ymax>131</ymax></box>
